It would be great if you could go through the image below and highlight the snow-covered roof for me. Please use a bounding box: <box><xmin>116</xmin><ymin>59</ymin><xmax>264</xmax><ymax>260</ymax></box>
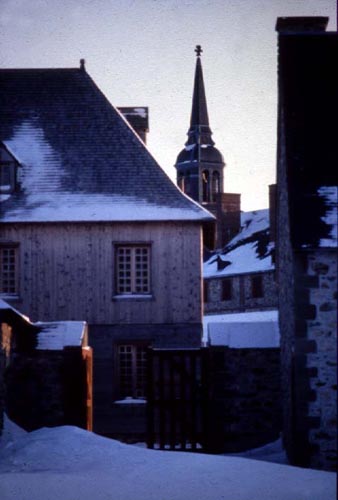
<box><xmin>0</xmin><ymin>298</ymin><xmax>30</xmax><ymax>323</ymax></box>
<box><xmin>207</xmin><ymin>321</ymin><xmax>279</xmax><ymax>348</ymax></box>
<box><xmin>204</xmin><ymin>209</ymin><xmax>274</xmax><ymax>278</ymax></box>
<box><xmin>0</xmin><ymin>298</ymin><xmax>87</xmax><ymax>350</ymax></box>
<box><xmin>0</xmin><ymin>67</ymin><xmax>213</xmax><ymax>224</ymax></box>
<box><xmin>35</xmin><ymin>321</ymin><xmax>87</xmax><ymax>350</ymax></box>
<box><xmin>203</xmin><ymin>310</ymin><xmax>279</xmax><ymax>347</ymax></box>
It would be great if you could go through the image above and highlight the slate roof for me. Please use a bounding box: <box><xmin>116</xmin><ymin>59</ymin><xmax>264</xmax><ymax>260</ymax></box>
<box><xmin>0</xmin><ymin>66</ymin><xmax>213</xmax><ymax>223</ymax></box>
<box><xmin>204</xmin><ymin>209</ymin><xmax>274</xmax><ymax>278</ymax></box>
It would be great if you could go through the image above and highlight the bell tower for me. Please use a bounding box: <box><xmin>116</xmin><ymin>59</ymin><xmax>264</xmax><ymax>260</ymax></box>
<box><xmin>175</xmin><ymin>46</ymin><xmax>241</xmax><ymax>249</ymax></box>
<box><xmin>175</xmin><ymin>45</ymin><xmax>225</xmax><ymax>205</ymax></box>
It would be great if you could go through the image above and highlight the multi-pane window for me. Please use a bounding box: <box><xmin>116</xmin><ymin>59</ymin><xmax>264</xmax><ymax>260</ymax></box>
<box><xmin>0</xmin><ymin>246</ymin><xmax>19</xmax><ymax>295</ymax></box>
<box><xmin>221</xmin><ymin>278</ymin><xmax>232</xmax><ymax>301</ymax></box>
<box><xmin>118</xmin><ymin>344</ymin><xmax>148</xmax><ymax>399</ymax></box>
<box><xmin>116</xmin><ymin>245</ymin><xmax>150</xmax><ymax>295</ymax></box>
<box><xmin>251</xmin><ymin>275</ymin><xmax>263</xmax><ymax>298</ymax></box>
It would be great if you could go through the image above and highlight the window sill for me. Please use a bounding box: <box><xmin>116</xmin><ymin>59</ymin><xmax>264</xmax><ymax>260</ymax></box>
<box><xmin>112</xmin><ymin>294</ymin><xmax>153</xmax><ymax>301</ymax></box>
<box><xmin>113</xmin><ymin>398</ymin><xmax>147</xmax><ymax>406</ymax></box>
<box><xmin>0</xmin><ymin>294</ymin><xmax>21</xmax><ymax>302</ymax></box>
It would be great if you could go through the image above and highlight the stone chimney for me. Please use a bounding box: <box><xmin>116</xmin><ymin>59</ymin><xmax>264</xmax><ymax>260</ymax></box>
<box><xmin>118</xmin><ymin>107</ymin><xmax>149</xmax><ymax>144</ymax></box>
<box><xmin>275</xmin><ymin>16</ymin><xmax>328</xmax><ymax>33</ymax></box>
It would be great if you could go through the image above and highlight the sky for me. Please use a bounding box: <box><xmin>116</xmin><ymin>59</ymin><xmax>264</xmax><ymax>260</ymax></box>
<box><xmin>0</xmin><ymin>420</ymin><xmax>336</xmax><ymax>500</ymax></box>
<box><xmin>0</xmin><ymin>0</ymin><xmax>336</xmax><ymax>210</ymax></box>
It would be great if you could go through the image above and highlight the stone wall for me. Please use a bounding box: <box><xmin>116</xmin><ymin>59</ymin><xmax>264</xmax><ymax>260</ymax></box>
<box><xmin>5</xmin><ymin>348</ymin><xmax>89</xmax><ymax>431</ymax></box>
<box><xmin>206</xmin><ymin>346</ymin><xmax>282</xmax><ymax>453</ymax></box>
<box><xmin>204</xmin><ymin>270</ymin><xmax>278</xmax><ymax>314</ymax></box>
<box><xmin>278</xmin><ymin>244</ymin><xmax>337</xmax><ymax>471</ymax></box>
<box><xmin>306</xmin><ymin>250</ymin><xmax>337</xmax><ymax>471</ymax></box>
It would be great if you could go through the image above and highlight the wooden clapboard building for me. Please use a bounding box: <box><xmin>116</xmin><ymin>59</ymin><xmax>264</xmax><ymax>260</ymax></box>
<box><xmin>0</xmin><ymin>61</ymin><xmax>213</xmax><ymax>436</ymax></box>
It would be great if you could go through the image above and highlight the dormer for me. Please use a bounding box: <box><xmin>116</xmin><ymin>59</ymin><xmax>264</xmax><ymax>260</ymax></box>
<box><xmin>0</xmin><ymin>143</ymin><xmax>20</xmax><ymax>195</ymax></box>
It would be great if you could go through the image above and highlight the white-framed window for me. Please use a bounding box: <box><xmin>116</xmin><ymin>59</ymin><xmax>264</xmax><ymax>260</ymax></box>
<box><xmin>115</xmin><ymin>245</ymin><xmax>151</xmax><ymax>295</ymax></box>
<box><xmin>117</xmin><ymin>344</ymin><xmax>148</xmax><ymax>399</ymax></box>
<box><xmin>0</xmin><ymin>245</ymin><xmax>19</xmax><ymax>295</ymax></box>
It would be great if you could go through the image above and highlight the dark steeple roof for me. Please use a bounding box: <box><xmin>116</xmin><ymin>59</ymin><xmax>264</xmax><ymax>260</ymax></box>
<box><xmin>0</xmin><ymin>64</ymin><xmax>213</xmax><ymax>223</ymax></box>
<box><xmin>175</xmin><ymin>46</ymin><xmax>224</xmax><ymax>165</ymax></box>
<box><xmin>189</xmin><ymin>45</ymin><xmax>213</xmax><ymax>144</ymax></box>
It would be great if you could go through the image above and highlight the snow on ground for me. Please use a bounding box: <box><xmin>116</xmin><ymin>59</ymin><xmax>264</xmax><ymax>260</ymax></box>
<box><xmin>0</xmin><ymin>420</ymin><xmax>335</xmax><ymax>500</ymax></box>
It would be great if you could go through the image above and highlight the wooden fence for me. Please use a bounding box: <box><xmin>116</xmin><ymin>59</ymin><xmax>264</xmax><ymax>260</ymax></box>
<box><xmin>146</xmin><ymin>348</ymin><xmax>209</xmax><ymax>451</ymax></box>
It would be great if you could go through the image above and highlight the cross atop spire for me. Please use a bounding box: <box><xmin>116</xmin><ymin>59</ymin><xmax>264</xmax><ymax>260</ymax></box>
<box><xmin>190</xmin><ymin>45</ymin><xmax>210</xmax><ymax>129</ymax></box>
<box><xmin>195</xmin><ymin>45</ymin><xmax>203</xmax><ymax>57</ymax></box>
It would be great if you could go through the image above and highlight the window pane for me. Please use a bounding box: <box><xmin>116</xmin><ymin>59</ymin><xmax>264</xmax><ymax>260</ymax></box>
<box><xmin>115</xmin><ymin>245</ymin><xmax>150</xmax><ymax>295</ymax></box>
<box><xmin>118</xmin><ymin>344</ymin><xmax>147</xmax><ymax>399</ymax></box>
<box><xmin>251</xmin><ymin>275</ymin><xmax>263</xmax><ymax>298</ymax></box>
<box><xmin>222</xmin><ymin>278</ymin><xmax>232</xmax><ymax>301</ymax></box>
<box><xmin>0</xmin><ymin>246</ymin><xmax>18</xmax><ymax>294</ymax></box>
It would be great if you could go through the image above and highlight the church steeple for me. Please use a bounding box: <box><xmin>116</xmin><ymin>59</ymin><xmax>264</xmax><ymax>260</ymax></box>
<box><xmin>187</xmin><ymin>45</ymin><xmax>214</xmax><ymax>147</ymax></box>
<box><xmin>175</xmin><ymin>46</ymin><xmax>225</xmax><ymax>205</ymax></box>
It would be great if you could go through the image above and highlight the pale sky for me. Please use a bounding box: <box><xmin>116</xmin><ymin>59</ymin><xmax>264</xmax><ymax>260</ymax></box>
<box><xmin>0</xmin><ymin>0</ymin><xmax>336</xmax><ymax>210</ymax></box>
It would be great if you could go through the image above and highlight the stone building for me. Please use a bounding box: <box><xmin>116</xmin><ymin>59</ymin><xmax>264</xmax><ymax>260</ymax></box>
<box><xmin>276</xmin><ymin>16</ymin><xmax>337</xmax><ymax>471</ymax></box>
<box><xmin>204</xmin><ymin>207</ymin><xmax>277</xmax><ymax>315</ymax></box>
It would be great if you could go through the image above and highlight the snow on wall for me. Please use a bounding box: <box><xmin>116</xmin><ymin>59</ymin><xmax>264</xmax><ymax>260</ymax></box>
<box><xmin>318</xmin><ymin>186</ymin><xmax>338</xmax><ymax>247</ymax></box>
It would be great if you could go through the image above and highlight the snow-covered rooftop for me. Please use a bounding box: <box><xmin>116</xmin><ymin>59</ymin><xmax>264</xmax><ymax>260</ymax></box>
<box><xmin>207</xmin><ymin>321</ymin><xmax>279</xmax><ymax>348</ymax></box>
<box><xmin>0</xmin><ymin>68</ymin><xmax>213</xmax><ymax>224</ymax></box>
<box><xmin>0</xmin><ymin>298</ymin><xmax>30</xmax><ymax>322</ymax></box>
<box><xmin>203</xmin><ymin>310</ymin><xmax>279</xmax><ymax>347</ymax></box>
<box><xmin>0</xmin><ymin>299</ymin><xmax>87</xmax><ymax>350</ymax></box>
<box><xmin>35</xmin><ymin>321</ymin><xmax>87</xmax><ymax>350</ymax></box>
<box><xmin>204</xmin><ymin>209</ymin><xmax>274</xmax><ymax>278</ymax></box>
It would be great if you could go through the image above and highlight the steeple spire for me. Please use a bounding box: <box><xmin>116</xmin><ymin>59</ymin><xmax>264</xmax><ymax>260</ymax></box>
<box><xmin>187</xmin><ymin>45</ymin><xmax>214</xmax><ymax>146</ymax></box>
<box><xmin>174</xmin><ymin>45</ymin><xmax>224</xmax><ymax>206</ymax></box>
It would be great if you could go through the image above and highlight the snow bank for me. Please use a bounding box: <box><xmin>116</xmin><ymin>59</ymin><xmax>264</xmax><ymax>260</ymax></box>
<box><xmin>0</xmin><ymin>425</ymin><xmax>335</xmax><ymax>500</ymax></box>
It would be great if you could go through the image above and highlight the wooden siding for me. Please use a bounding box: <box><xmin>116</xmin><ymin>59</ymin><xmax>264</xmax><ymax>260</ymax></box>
<box><xmin>0</xmin><ymin>222</ymin><xmax>203</xmax><ymax>325</ymax></box>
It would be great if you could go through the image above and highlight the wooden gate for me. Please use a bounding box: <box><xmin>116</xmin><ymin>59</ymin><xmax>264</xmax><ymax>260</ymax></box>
<box><xmin>146</xmin><ymin>348</ymin><xmax>209</xmax><ymax>451</ymax></box>
<box><xmin>63</xmin><ymin>346</ymin><xmax>93</xmax><ymax>431</ymax></box>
